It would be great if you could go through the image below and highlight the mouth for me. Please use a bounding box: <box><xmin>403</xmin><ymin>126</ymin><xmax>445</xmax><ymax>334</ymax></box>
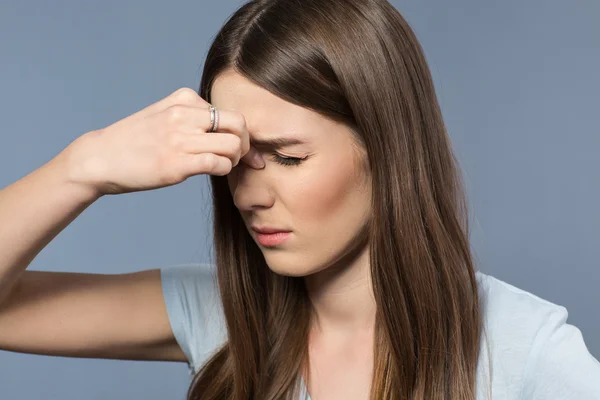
<box><xmin>251</xmin><ymin>226</ymin><xmax>291</xmax><ymax>234</ymax></box>
<box><xmin>250</xmin><ymin>227</ymin><xmax>292</xmax><ymax>247</ymax></box>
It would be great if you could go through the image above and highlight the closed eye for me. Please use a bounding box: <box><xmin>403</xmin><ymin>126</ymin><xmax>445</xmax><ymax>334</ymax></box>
<box><xmin>271</xmin><ymin>154</ymin><xmax>306</xmax><ymax>167</ymax></box>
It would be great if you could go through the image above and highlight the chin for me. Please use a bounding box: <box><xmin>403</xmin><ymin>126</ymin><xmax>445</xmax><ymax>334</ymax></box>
<box><xmin>262</xmin><ymin>256</ymin><xmax>325</xmax><ymax>278</ymax></box>
<box><xmin>265</xmin><ymin>263</ymin><xmax>311</xmax><ymax>277</ymax></box>
<box><xmin>260</xmin><ymin>256</ymin><xmax>309</xmax><ymax>277</ymax></box>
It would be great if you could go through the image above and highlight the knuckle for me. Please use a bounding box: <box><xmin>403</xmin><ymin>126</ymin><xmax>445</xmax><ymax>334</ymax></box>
<box><xmin>221</xmin><ymin>158</ymin><xmax>234</xmax><ymax>175</ymax></box>
<box><xmin>212</xmin><ymin>157</ymin><xmax>232</xmax><ymax>176</ymax></box>
<box><xmin>166</xmin><ymin>131</ymin><xmax>185</xmax><ymax>150</ymax></box>
<box><xmin>231</xmin><ymin>114</ymin><xmax>249</xmax><ymax>153</ymax></box>
<box><xmin>228</xmin><ymin>134</ymin><xmax>242</xmax><ymax>152</ymax></box>
<box><xmin>240</xmin><ymin>136</ymin><xmax>250</xmax><ymax>154</ymax></box>
<box><xmin>234</xmin><ymin>113</ymin><xmax>248</xmax><ymax>132</ymax></box>
<box><xmin>199</xmin><ymin>153</ymin><xmax>219</xmax><ymax>172</ymax></box>
<box><xmin>165</xmin><ymin>105</ymin><xmax>185</xmax><ymax>124</ymax></box>
<box><xmin>173</xmin><ymin>88</ymin><xmax>199</xmax><ymax>104</ymax></box>
<box><xmin>229</xmin><ymin>136</ymin><xmax>242</xmax><ymax>166</ymax></box>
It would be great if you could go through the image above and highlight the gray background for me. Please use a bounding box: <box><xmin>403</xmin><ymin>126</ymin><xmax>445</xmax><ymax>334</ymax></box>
<box><xmin>0</xmin><ymin>0</ymin><xmax>598</xmax><ymax>399</ymax></box>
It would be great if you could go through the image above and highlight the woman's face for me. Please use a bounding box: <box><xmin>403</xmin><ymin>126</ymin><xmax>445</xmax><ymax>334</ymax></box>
<box><xmin>211</xmin><ymin>69</ymin><xmax>372</xmax><ymax>277</ymax></box>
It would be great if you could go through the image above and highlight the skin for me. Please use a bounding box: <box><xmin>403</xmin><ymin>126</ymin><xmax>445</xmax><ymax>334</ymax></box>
<box><xmin>211</xmin><ymin>68</ymin><xmax>377</xmax><ymax>399</ymax></box>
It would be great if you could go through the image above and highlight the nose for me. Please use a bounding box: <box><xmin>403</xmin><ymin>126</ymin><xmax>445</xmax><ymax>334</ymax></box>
<box><xmin>228</xmin><ymin>162</ymin><xmax>275</xmax><ymax>212</ymax></box>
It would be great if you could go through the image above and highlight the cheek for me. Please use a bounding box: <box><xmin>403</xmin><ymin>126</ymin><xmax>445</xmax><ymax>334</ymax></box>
<box><xmin>284</xmin><ymin>154</ymin><xmax>363</xmax><ymax>223</ymax></box>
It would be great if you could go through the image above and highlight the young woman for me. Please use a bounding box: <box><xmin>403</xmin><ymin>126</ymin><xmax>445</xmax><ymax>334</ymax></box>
<box><xmin>0</xmin><ymin>0</ymin><xmax>598</xmax><ymax>399</ymax></box>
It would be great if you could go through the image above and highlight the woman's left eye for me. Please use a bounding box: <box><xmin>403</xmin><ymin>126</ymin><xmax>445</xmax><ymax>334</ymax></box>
<box><xmin>271</xmin><ymin>154</ymin><xmax>305</xmax><ymax>167</ymax></box>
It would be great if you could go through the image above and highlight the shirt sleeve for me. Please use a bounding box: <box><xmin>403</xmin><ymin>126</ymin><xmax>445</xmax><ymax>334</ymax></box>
<box><xmin>159</xmin><ymin>263</ymin><xmax>227</xmax><ymax>375</ymax></box>
<box><xmin>520</xmin><ymin>305</ymin><xmax>600</xmax><ymax>399</ymax></box>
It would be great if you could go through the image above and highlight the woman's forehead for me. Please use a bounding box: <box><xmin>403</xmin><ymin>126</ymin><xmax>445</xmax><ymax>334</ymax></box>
<box><xmin>211</xmin><ymin>71</ymin><xmax>339</xmax><ymax>143</ymax></box>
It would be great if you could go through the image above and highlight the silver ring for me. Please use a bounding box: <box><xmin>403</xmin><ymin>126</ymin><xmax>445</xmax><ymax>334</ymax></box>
<box><xmin>208</xmin><ymin>105</ymin><xmax>219</xmax><ymax>133</ymax></box>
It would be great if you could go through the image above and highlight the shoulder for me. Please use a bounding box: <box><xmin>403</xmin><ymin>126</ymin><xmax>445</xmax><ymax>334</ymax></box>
<box><xmin>475</xmin><ymin>271</ymin><xmax>564</xmax><ymax>383</ymax></box>
<box><xmin>476</xmin><ymin>271</ymin><xmax>566</xmax><ymax>340</ymax></box>
<box><xmin>160</xmin><ymin>263</ymin><xmax>226</xmax><ymax>374</ymax></box>
<box><xmin>475</xmin><ymin>271</ymin><xmax>600</xmax><ymax>399</ymax></box>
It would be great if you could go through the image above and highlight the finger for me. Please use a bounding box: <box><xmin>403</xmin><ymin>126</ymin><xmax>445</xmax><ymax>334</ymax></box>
<box><xmin>162</xmin><ymin>105</ymin><xmax>248</xmax><ymax>138</ymax></box>
<box><xmin>240</xmin><ymin>145</ymin><xmax>265</xmax><ymax>169</ymax></box>
<box><xmin>133</xmin><ymin>88</ymin><xmax>209</xmax><ymax>122</ymax></box>
<box><xmin>181</xmin><ymin>133</ymin><xmax>243</xmax><ymax>167</ymax></box>
<box><xmin>180</xmin><ymin>153</ymin><xmax>233</xmax><ymax>177</ymax></box>
<box><xmin>163</xmin><ymin>106</ymin><xmax>254</xmax><ymax>164</ymax></box>
<box><xmin>181</xmin><ymin>133</ymin><xmax>264</xmax><ymax>169</ymax></box>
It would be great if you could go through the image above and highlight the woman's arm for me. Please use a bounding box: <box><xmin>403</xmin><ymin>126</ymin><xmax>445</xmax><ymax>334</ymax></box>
<box><xmin>0</xmin><ymin>268</ymin><xmax>186</xmax><ymax>362</ymax></box>
<box><xmin>0</xmin><ymin>149</ymin><xmax>185</xmax><ymax>362</ymax></box>
<box><xmin>0</xmin><ymin>146</ymin><xmax>100</xmax><ymax>304</ymax></box>
<box><xmin>0</xmin><ymin>87</ymin><xmax>255</xmax><ymax>363</ymax></box>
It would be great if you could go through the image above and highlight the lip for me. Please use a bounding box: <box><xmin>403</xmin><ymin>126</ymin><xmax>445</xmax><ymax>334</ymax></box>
<box><xmin>251</xmin><ymin>226</ymin><xmax>291</xmax><ymax>234</ymax></box>
<box><xmin>253</xmin><ymin>231</ymin><xmax>291</xmax><ymax>246</ymax></box>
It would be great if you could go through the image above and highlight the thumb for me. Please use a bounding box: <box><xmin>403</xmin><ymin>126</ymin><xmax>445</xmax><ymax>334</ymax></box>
<box><xmin>240</xmin><ymin>145</ymin><xmax>265</xmax><ymax>169</ymax></box>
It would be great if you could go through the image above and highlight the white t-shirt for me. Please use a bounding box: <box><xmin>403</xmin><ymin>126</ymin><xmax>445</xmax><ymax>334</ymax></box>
<box><xmin>160</xmin><ymin>263</ymin><xmax>600</xmax><ymax>399</ymax></box>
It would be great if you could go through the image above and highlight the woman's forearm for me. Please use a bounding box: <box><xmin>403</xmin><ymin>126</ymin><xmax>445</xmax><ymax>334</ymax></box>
<box><xmin>0</xmin><ymin>143</ymin><xmax>101</xmax><ymax>304</ymax></box>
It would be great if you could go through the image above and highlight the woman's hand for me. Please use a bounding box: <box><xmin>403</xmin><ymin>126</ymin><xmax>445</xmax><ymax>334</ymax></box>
<box><xmin>59</xmin><ymin>88</ymin><xmax>264</xmax><ymax>196</ymax></box>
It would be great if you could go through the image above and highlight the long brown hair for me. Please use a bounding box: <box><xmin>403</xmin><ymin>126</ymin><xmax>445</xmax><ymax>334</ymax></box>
<box><xmin>190</xmin><ymin>0</ymin><xmax>483</xmax><ymax>398</ymax></box>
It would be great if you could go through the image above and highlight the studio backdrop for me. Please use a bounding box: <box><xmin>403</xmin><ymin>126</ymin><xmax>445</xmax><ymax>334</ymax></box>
<box><xmin>0</xmin><ymin>0</ymin><xmax>598</xmax><ymax>399</ymax></box>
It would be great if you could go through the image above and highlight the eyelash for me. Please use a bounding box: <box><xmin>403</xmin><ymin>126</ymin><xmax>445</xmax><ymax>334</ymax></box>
<box><xmin>271</xmin><ymin>153</ymin><xmax>306</xmax><ymax>167</ymax></box>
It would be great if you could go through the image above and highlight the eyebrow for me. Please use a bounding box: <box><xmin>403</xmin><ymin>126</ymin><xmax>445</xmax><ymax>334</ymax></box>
<box><xmin>249</xmin><ymin>137</ymin><xmax>307</xmax><ymax>149</ymax></box>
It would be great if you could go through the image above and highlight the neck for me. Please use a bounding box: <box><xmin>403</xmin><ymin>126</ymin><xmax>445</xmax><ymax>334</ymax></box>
<box><xmin>303</xmin><ymin>243</ymin><xmax>376</xmax><ymax>335</ymax></box>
